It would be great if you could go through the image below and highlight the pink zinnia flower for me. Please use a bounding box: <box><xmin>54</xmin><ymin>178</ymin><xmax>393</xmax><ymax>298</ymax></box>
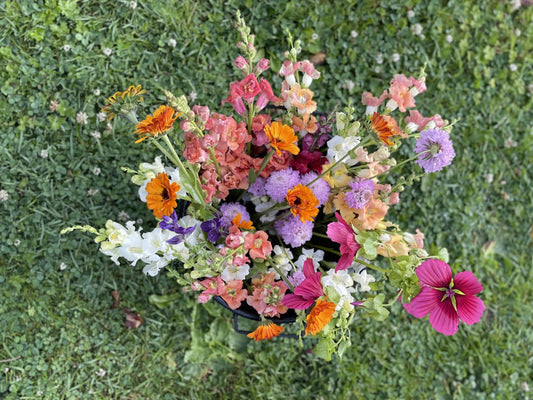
<box><xmin>282</xmin><ymin>258</ymin><xmax>324</xmax><ymax>310</ymax></box>
<box><xmin>403</xmin><ymin>259</ymin><xmax>485</xmax><ymax>336</ymax></box>
<box><xmin>326</xmin><ymin>212</ymin><xmax>361</xmax><ymax>272</ymax></box>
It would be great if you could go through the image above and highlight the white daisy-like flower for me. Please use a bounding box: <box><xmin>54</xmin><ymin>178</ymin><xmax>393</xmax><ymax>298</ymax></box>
<box><xmin>350</xmin><ymin>30</ymin><xmax>358</xmax><ymax>39</ymax></box>
<box><xmin>391</xmin><ymin>53</ymin><xmax>400</xmax><ymax>62</ymax></box>
<box><xmin>311</xmin><ymin>33</ymin><xmax>319</xmax><ymax>41</ymax></box>
<box><xmin>93</xmin><ymin>88</ymin><xmax>101</xmax><ymax>96</ymax></box>
<box><xmin>14</xmin><ymin>239</ymin><xmax>21</xmax><ymax>247</ymax></box>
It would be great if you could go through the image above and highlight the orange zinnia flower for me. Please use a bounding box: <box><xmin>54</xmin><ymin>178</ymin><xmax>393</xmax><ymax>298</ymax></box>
<box><xmin>264</xmin><ymin>121</ymin><xmax>300</xmax><ymax>156</ymax></box>
<box><xmin>370</xmin><ymin>112</ymin><xmax>406</xmax><ymax>147</ymax></box>
<box><xmin>134</xmin><ymin>105</ymin><xmax>179</xmax><ymax>143</ymax></box>
<box><xmin>286</xmin><ymin>184</ymin><xmax>319</xmax><ymax>223</ymax></box>
<box><xmin>305</xmin><ymin>296</ymin><xmax>336</xmax><ymax>336</ymax></box>
<box><xmin>247</xmin><ymin>322</ymin><xmax>284</xmax><ymax>341</ymax></box>
<box><xmin>231</xmin><ymin>213</ymin><xmax>254</xmax><ymax>230</ymax></box>
<box><xmin>145</xmin><ymin>172</ymin><xmax>180</xmax><ymax>219</ymax></box>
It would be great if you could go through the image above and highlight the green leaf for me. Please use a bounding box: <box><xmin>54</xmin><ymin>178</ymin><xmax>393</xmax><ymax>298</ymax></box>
<box><xmin>148</xmin><ymin>293</ymin><xmax>181</xmax><ymax>309</ymax></box>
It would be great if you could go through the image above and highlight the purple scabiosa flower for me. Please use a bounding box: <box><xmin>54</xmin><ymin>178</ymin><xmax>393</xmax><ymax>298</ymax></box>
<box><xmin>248</xmin><ymin>176</ymin><xmax>267</xmax><ymax>197</ymax></box>
<box><xmin>159</xmin><ymin>211</ymin><xmax>196</xmax><ymax>244</ymax></box>
<box><xmin>344</xmin><ymin>179</ymin><xmax>375</xmax><ymax>209</ymax></box>
<box><xmin>274</xmin><ymin>215</ymin><xmax>314</xmax><ymax>248</ymax></box>
<box><xmin>265</xmin><ymin>168</ymin><xmax>300</xmax><ymax>202</ymax></box>
<box><xmin>219</xmin><ymin>202</ymin><xmax>250</xmax><ymax>228</ymax></box>
<box><xmin>414</xmin><ymin>128</ymin><xmax>455</xmax><ymax>173</ymax></box>
<box><xmin>300</xmin><ymin>172</ymin><xmax>331</xmax><ymax>206</ymax></box>
<box><xmin>288</xmin><ymin>268</ymin><xmax>306</xmax><ymax>288</ymax></box>
<box><xmin>201</xmin><ymin>215</ymin><xmax>223</xmax><ymax>242</ymax></box>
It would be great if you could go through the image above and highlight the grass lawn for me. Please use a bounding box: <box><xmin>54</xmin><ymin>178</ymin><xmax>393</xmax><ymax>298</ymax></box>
<box><xmin>0</xmin><ymin>1</ymin><xmax>532</xmax><ymax>399</ymax></box>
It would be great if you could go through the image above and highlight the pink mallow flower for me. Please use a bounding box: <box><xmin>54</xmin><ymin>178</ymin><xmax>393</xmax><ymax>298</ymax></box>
<box><xmin>326</xmin><ymin>212</ymin><xmax>361</xmax><ymax>272</ymax></box>
<box><xmin>403</xmin><ymin>259</ymin><xmax>485</xmax><ymax>336</ymax></box>
<box><xmin>243</xmin><ymin>230</ymin><xmax>272</xmax><ymax>260</ymax></box>
<box><xmin>282</xmin><ymin>258</ymin><xmax>324</xmax><ymax>310</ymax></box>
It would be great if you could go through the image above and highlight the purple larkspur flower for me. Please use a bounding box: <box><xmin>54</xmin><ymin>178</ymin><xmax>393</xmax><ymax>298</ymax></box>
<box><xmin>414</xmin><ymin>128</ymin><xmax>455</xmax><ymax>173</ymax></box>
<box><xmin>344</xmin><ymin>179</ymin><xmax>375</xmax><ymax>209</ymax></box>
<box><xmin>160</xmin><ymin>211</ymin><xmax>196</xmax><ymax>245</ymax></box>
<box><xmin>300</xmin><ymin>172</ymin><xmax>331</xmax><ymax>206</ymax></box>
<box><xmin>201</xmin><ymin>215</ymin><xmax>223</xmax><ymax>242</ymax></box>
<box><xmin>274</xmin><ymin>215</ymin><xmax>313</xmax><ymax>248</ymax></box>
<box><xmin>248</xmin><ymin>176</ymin><xmax>267</xmax><ymax>197</ymax></box>
<box><xmin>265</xmin><ymin>168</ymin><xmax>300</xmax><ymax>202</ymax></box>
<box><xmin>219</xmin><ymin>202</ymin><xmax>250</xmax><ymax>228</ymax></box>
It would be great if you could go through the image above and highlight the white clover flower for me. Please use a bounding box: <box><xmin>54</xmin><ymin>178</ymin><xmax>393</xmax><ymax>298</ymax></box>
<box><xmin>509</xmin><ymin>63</ymin><xmax>518</xmax><ymax>72</ymax></box>
<box><xmin>129</xmin><ymin>0</ymin><xmax>137</xmax><ymax>9</ymax></box>
<box><xmin>391</xmin><ymin>53</ymin><xmax>400</xmax><ymax>62</ymax></box>
<box><xmin>97</xmin><ymin>112</ymin><xmax>107</xmax><ymax>122</ymax></box>
<box><xmin>515</xmin><ymin>29</ymin><xmax>521</xmax><ymax>37</ymax></box>
<box><xmin>376</xmin><ymin>53</ymin><xmax>383</xmax><ymax>65</ymax></box>
<box><xmin>14</xmin><ymin>239</ymin><xmax>21</xmax><ymax>247</ymax></box>
<box><xmin>96</xmin><ymin>368</ymin><xmax>106</xmax><ymax>377</ymax></box>
<box><xmin>103</xmin><ymin>47</ymin><xmax>112</xmax><ymax>56</ymax></box>
<box><xmin>168</xmin><ymin>38</ymin><xmax>177</xmax><ymax>48</ymax></box>
<box><xmin>76</xmin><ymin>112</ymin><xmax>88</xmax><ymax>125</ymax></box>
<box><xmin>311</xmin><ymin>33</ymin><xmax>319</xmax><ymax>41</ymax></box>
<box><xmin>92</xmin><ymin>167</ymin><xmax>101</xmax><ymax>176</ymax></box>
<box><xmin>407</xmin><ymin>10</ymin><xmax>415</xmax><ymax>18</ymax></box>
<box><xmin>350</xmin><ymin>30</ymin><xmax>358</xmax><ymax>39</ymax></box>
<box><xmin>93</xmin><ymin>88</ymin><xmax>101</xmax><ymax>96</ymax></box>
<box><xmin>189</xmin><ymin>90</ymin><xmax>197</xmax><ymax>102</ymax></box>
<box><xmin>484</xmin><ymin>173</ymin><xmax>494</xmax><ymax>184</ymax></box>
<box><xmin>0</xmin><ymin>189</ymin><xmax>8</xmax><ymax>201</ymax></box>
<box><xmin>374</xmin><ymin>66</ymin><xmax>381</xmax><ymax>74</ymax></box>
<box><xmin>49</xmin><ymin>100</ymin><xmax>59</xmax><ymax>112</ymax></box>
<box><xmin>221</xmin><ymin>263</ymin><xmax>250</xmax><ymax>282</ymax></box>
<box><xmin>91</xmin><ymin>130</ymin><xmax>101</xmax><ymax>139</ymax></box>
<box><xmin>504</xmin><ymin>137</ymin><xmax>517</xmax><ymax>148</ymax></box>
<box><xmin>63</xmin><ymin>44</ymin><xmax>71</xmax><ymax>52</ymax></box>
<box><xmin>446</xmin><ymin>34</ymin><xmax>453</xmax><ymax>43</ymax></box>
<box><xmin>87</xmin><ymin>188</ymin><xmax>99</xmax><ymax>196</ymax></box>
<box><xmin>59</xmin><ymin>262</ymin><xmax>67</xmax><ymax>271</ymax></box>
<box><xmin>40</xmin><ymin>148</ymin><xmax>48</xmax><ymax>158</ymax></box>
<box><xmin>342</xmin><ymin>79</ymin><xmax>354</xmax><ymax>91</ymax></box>
<box><xmin>411</xmin><ymin>24</ymin><xmax>423</xmax><ymax>36</ymax></box>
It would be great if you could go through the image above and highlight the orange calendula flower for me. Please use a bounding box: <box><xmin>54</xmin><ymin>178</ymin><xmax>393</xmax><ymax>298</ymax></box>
<box><xmin>101</xmin><ymin>85</ymin><xmax>147</xmax><ymax>121</ymax></box>
<box><xmin>370</xmin><ymin>112</ymin><xmax>406</xmax><ymax>147</ymax></box>
<box><xmin>286</xmin><ymin>184</ymin><xmax>319</xmax><ymax>223</ymax></box>
<box><xmin>134</xmin><ymin>105</ymin><xmax>179</xmax><ymax>143</ymax></box>
<box><xmin>145</xmin><ymin>172</ymin><xmax>180</xmax><ymax>219</ymax></box>
<box><xmin>264</xmin><ymin>121</ymin><xmax>300</xmax><ymax>156</ymax></box>
<box><xmin>247</xmin><ymin>322</ymin><xmax>284</xmax><ymax>341</ymax></box>
<box><xmin>305</xmin><ymin>296</ymin><xmax>336</xmax><ymax>336</ymax></box>
<box><xmin>231</xmin><ymin>213</ymin><xmax>254</xmax><ymax>230</ymax></box>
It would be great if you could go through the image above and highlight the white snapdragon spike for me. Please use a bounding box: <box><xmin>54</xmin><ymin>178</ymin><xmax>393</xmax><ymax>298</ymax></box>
<box><xmin>142</xmin><ymin>255</ymin><xmax>170</xmax><ymax>277</ymax></box>
<box><xmin>326</xmin><ymin>135</ymin><xmax>361</xmax><ymax>166</ymax></box>
<box><xmin>406</xmin><ymin>122</ymin><xmax>419</xmax><ymax>133</ymax></box>
<box><xmin>221</xmin><ymin>263</ymin><xmax>250</xmax><ymax>282</ymax></box>
<box><xmin>365</xmin><ymin>105</ymin><xmax>378</xmax><ymax>116</ymax></box>
<box><xmin>385</xmin><ymin>99</ymin><xmax>398</xmax><ymax>112</ymax></box>
<box><xmin>352</xmin><ymin>265</ymin><xmax>376</xmax><ymax>292</ymax></box>
<box><xmin>425</xmin><ymin>120</ymin><xmax>436</xmax><ymax>130</ymax></box>
<box><xmin>271</xmin><ymin>245</ymin><xmax>294</xmax><ymax>277</ymax></box>
<box><xmin>295</xmin><ymin>248</ymin><xmax>324</xmax><ymax>269</ymax></box>
<box><xmin>178</xmin><ymin>215</ymin><xmax>202</xmax><ymax>246</ymax></box>
<box><xmin>322</xmin><ymin>270</ymin><xmax>356</xmax><ymax>311</ymax></box>
<box><xmin>259</xmin><ymin>209</ymin><xmax>279</xmax><ymax>224</ymax></box>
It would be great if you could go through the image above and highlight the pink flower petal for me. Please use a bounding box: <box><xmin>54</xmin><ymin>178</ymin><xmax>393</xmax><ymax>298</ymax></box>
<box><xmin>294</xmin><ymin>274</ymin><xmax>323</xmax><ymax>299</ymax></box>
<box><xmin>456</xmin><ymin>294</ymin><xmax>485</xmax><ymax>325</ymax></box>
<box><xmin>416</xmin><ymin>259</ymin><xmax>452</xmax><ymax>288</ymax></box>
<box><xmin>326</xmin><ymin>221</ymin><xmax>348</xmax><ymax>244</ymax></box>
<box><xmin>303</xmin><ymin>258</ymin><xmax>315</xmax><ymax>278</ymax></box>
<box><xmin>454</xmin><ymin>271</ymin><xmax>484</xmax><ymax>295</ymax></box>
<box><xmin>282</xmin><ymin>293</ymin><xmax>316</xmax><ymax>310</ymax></box>
<box><xmin>403</xmin><ymin>286</ymin><xmax>441</xmax><ymax>318</ymax></box>
<box><xmin>429</xmin><ymin>299</ymin><xmax>459</xmax><ymax>335</ymax></box>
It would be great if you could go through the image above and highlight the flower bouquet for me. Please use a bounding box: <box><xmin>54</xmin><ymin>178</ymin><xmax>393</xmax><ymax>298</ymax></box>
<box><xmin>63</xmin><ymin>13</ymin><xmax>485</xmax><ymax>359</ymax></box>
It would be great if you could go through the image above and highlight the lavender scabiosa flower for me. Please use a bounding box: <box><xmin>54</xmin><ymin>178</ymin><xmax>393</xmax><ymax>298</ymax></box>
<box><xmin>159</xmin><ymin>211</ymin><xmax>196</xmax><ymax>244</ymax></box>
<box><xmin>265</xmin><ymin>168</ymin><xmax>301</xmax><ymax>202</ymax></box>
<box><xmin>219</xmin><ymin>202</ymin><xmax>250</xmax><ymax>228</ymax></box>
<box><xmin>201</xmin><ymin>215</ymin><xmax>223</xmax><ymax>242</ymax></box>
<box><xmin>300</xmin><ymin>172</ymin><xmax>330</xmax><ymax>206</ymax></box>
<box><xmin>414</xmin><ymin>128</ymin><xmax>455</xmax><ymax>173</ymax></box>
<box><xmin>248</xmin><ymin>176</ymin><xmax>267</xmax><ymax>197</ymax></box>
<box><xmin>344</xmin><ymin>179</ymin><xmax>375</xmax><ymax>209</ymax></box>
<box><xmin>274</xmin><ymin>215</ymin><xmax>313</xmax><ymax>248</ymax></box>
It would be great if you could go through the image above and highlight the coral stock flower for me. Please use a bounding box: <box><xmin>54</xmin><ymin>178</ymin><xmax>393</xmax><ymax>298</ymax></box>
<box><xmin>231</xmin><ymin>213</ymin><xmax>254</xmax><ymax>230</ymax></box>
<box><xmin>370</xmin><ymin>112</ymin><xmax>406</xmax><ymax>147</ymax></box>
<box><xmin>145</xmin><ymin>172</ymin><xmax>180</xmax><ymax>219</ymax></box>
<box><xmin>403</xmin><ymin>259</ymin><xmax>485</xmax><ymax>335</ymax></box>
<box><xmin>286</xmin><ymin>184</ymin><xmax>319</xmax><ymax>223</ymax></box>
<box><xmin>305</xmin><ymin>296</ymin><xmax>336</xmax><ymax>336</ymax></box>
<box><xmin>264</xmin><ymin>121</ymin><xmax>300</xmax><ymax>156</ymax></box>
<box><xmin>247</xmin><ymin>322</ymin><xmax>284</xmax><ymax>341</ymax></box>
<box><xmin>134</xmin><ymin>105</ymin><xmax>179</xmax><ymax>143</ymax></box>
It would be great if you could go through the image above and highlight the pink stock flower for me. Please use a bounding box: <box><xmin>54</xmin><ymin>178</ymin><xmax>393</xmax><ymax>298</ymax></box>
<box><xmin>403</xmin><ymin>259</ymin><xmax>485</xmax><ymax>336</ymax></box>
<box><xmin>282</xmin><ymin>258</ymin><xmax>324</xmax><ymax>310</ymax></box>
<box><xmin>219</xmin><ymin>279</ymin><xmax>248</xmax><ymax>310</ymax></box>
<box><xmin>247</xmin><ymin>273</ymin><xmax>289</xmax><ymax>317</ymax></box>
<box><xmin>243</xmin><ymin>230</ymin><xmax>272</xmax><ymax>259</ymax></box>
<box><xmin>327</xmin><ymin>212</ymin><xmax>361</xmax><ymax>272</ymax></box>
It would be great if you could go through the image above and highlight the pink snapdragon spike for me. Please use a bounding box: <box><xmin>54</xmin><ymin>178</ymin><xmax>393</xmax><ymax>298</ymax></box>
<box><xmin>327</xmin><ymin>212</ymin><xmax>361</xmax><ymax>272</ymax></box>
<box><xmin>282</xmin><ymin>258</ymin><xmax>324</xmax><ymax>309</ymax></box>
<box><xmin>255</xmin><ymin>78</ymin><xmax>278</xmax><ymax>112</ymax></box>
<box><xmin>221</xmin><ymin>82</ymin><xmax>247</xmax><ymax>116</ymax></box>
<box><xmin>403</xmin><ymin>259</ymin><xmax>485</xmax><ymax>336</ymax></box>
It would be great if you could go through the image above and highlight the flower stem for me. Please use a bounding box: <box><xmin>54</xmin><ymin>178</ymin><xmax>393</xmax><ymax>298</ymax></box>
<box><xmin>356</xmin><ymin>258</ymin><xmax>389</xmax><ymax>274</ymax></box>
<box><xmin>270</xmin><ymin>263</ymin><xmax>294</xmax><ymax>292</ymax></box>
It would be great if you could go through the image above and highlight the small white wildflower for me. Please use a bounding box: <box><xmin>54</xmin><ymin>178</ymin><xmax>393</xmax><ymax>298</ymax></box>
<box><xmin>376</xmin><ymin>53</ymin><xmax>383</xmax><ymax>65</ymax></box>
<box><xmin>509</xmin><ymin>63</ymin><xmax>518</xmax><ymax>72</ymax></box>
<box><xmin>407</xmin><ymin>10</ymin><xmax>415</xmax><ymax>18</ymax></box>
<box><xmin>4</xmin><ymin>367</ymin><xmax>9</xmax><ymax>373</ymax></box>
<box><xmin>92</xmin><ymin>167</ymin><xmax>101</xmax><ymax>176</ymax></box>
<box><xmin>419</xmin><ymin>34</ymin><xmax>426</xmax><ymax>40</ymax></box>
<box><xmin>76</xmin><ymin>112</ymin><xmax>88</xmax><ymax>125</ymax></box>
<box><xmin>446</xmin><ymin>34</ymin><xmax>453</xmax><ymax>43</ymax></box>
<box><xmin>15</xmin><ymin>376</ymin><xmax>21</xmax><ymax>382</ymax></box>
<box><xmin>189</xmin><ymin>90</ymin><xmax>197</xmax><ymax>102</ymax></box>
<box><xmin>87</xmin><ymin>189</ymin><xmax>99</xmax><ymax>196</ymax></box>
<box><xmin>118</xmin><ymin>211</ymin><xmax>130</xmax><ymax>221</ymax></box>
<box><xmin>510</xmin><ymin>0</ymin><xmax>521</xmax><ymax>10</ymax></box>
<box><xmin>515</xmin><ymin>29</ymin><xmax>521</xmax><ymax>37</ymax></box>
<box><xmin>14</xmin><ymin>239</ymin><xmax>21</xmax><ymax>247</ymax></box>
<box><xmin>59</xmin><ymin>262</ymin><xmax>67</xmax><ymax>271</ymax></box>
<box><xmin>311</xmin><ymin>32</ymin><xmax>319</xmax><ymax>41</ymax></box>
<box><xmin>49</xmin><ymin>100</ymin><xmax>59</xmax><ymax>112</ymax></box>
<box><xmin>484</xmin><ymin>173</ymin><xmax>494</xmax><ymax>184</ymax></box>
<box><xmin>374</xmin><ymin>66</ymin><xmax>381</xmax><ymax>73</ymax></box>
<box><xmin>411</xmin><ymin>24</ymin><xmax>423</xmax><ymax>36</ymax></box>
<box><xmin>504</xmin><ymin>137</ymin><xmax>517</xmax><ymax>148</ymax></box>
<box><xmin>96</xmin><ymin>368</ymin><xmax>106</xmax><ymax>377</ymax></box>
<box><xmin>136</xmin><ymin>218</ymin><xmax>143</xmax><ymax>225</ymax></box>
<box><xmin>37</xmin><ymin>391</ymin><xmax>43</xmax><ymax>396</ymax></box>
<box><xmin>168</xmin><ymin>38</ymin><xmax>177</xmax><ymax>48</ymax></box>
<box><xmin>40</xmin><ymin>149</ymin><xmax>48</xmax><ymax>159</ymax></box>
<box><xmin>342</xmin><ymin>79</ymin><xmax>355</xmax><ymax>91</ymax></box>
<box><xmin>106</xmin><ymin>122</ymin><xmax>113</xmax><ymax>133</ymax></box>
<box><xmin>97</xmin><ymin>112</ymin><xmax>107</xmax><ymax>122</ymax></box>
<box><xmin>0</xmin><ymin>189</ymin><xmax>8</xmax><ymax>201</ymax></box>
<box><xmin>91</xmin><ymin>130</ymin><xmax>101</xmax><ymax>139</ymax></box>
<box><xmin>296</xmin><ymin>46</ymin><xmax>302</xmax><ymax>54</ymax></box>
<box><xmin>103</xmin><ymin>47</ymin><xmax>112</xmax><ymax>57</ymax></box>
<box><xmin>129</xmin><ymin>0</ymin><xmax>137</xmax><ymax>9</ymax></box>
<box><xmin>93</xmin><ymin>88</ymin><xmax>101</xmax><ymax>96</ymax></box>
<box><xmin>350</xmin><ymin>30</ymin><xmax>358</xmax><ymax>39</ymax></box>
<box><xmin>521</xmin><ymin>382</ymin><xmax>530</xmax><ymax>392</ymax></box>
<box><xmin>391</xmin><ymin>53</ymin><xmax>400</xmax><ymax>62</ymax></box>
<box><xmin>63</xmin><ymin>44</ymin><xmax>71</xmax><ymax>52</ymax></box>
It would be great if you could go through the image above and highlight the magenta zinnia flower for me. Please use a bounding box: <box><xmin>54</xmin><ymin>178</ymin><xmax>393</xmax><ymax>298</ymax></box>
<box><xmin>326</xmin><ymin>212</ymin><xmax>361</xmax><ymax>272</ymax></box>
<box><xmin>403</xmin><ymin>259</ymin><xmax>485</xmax><ymax>335</ymax></box>
<box><xmin>282</xmin><ymin>258</ymin><xmax>324</xmax><ymax>309</ymax></box>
